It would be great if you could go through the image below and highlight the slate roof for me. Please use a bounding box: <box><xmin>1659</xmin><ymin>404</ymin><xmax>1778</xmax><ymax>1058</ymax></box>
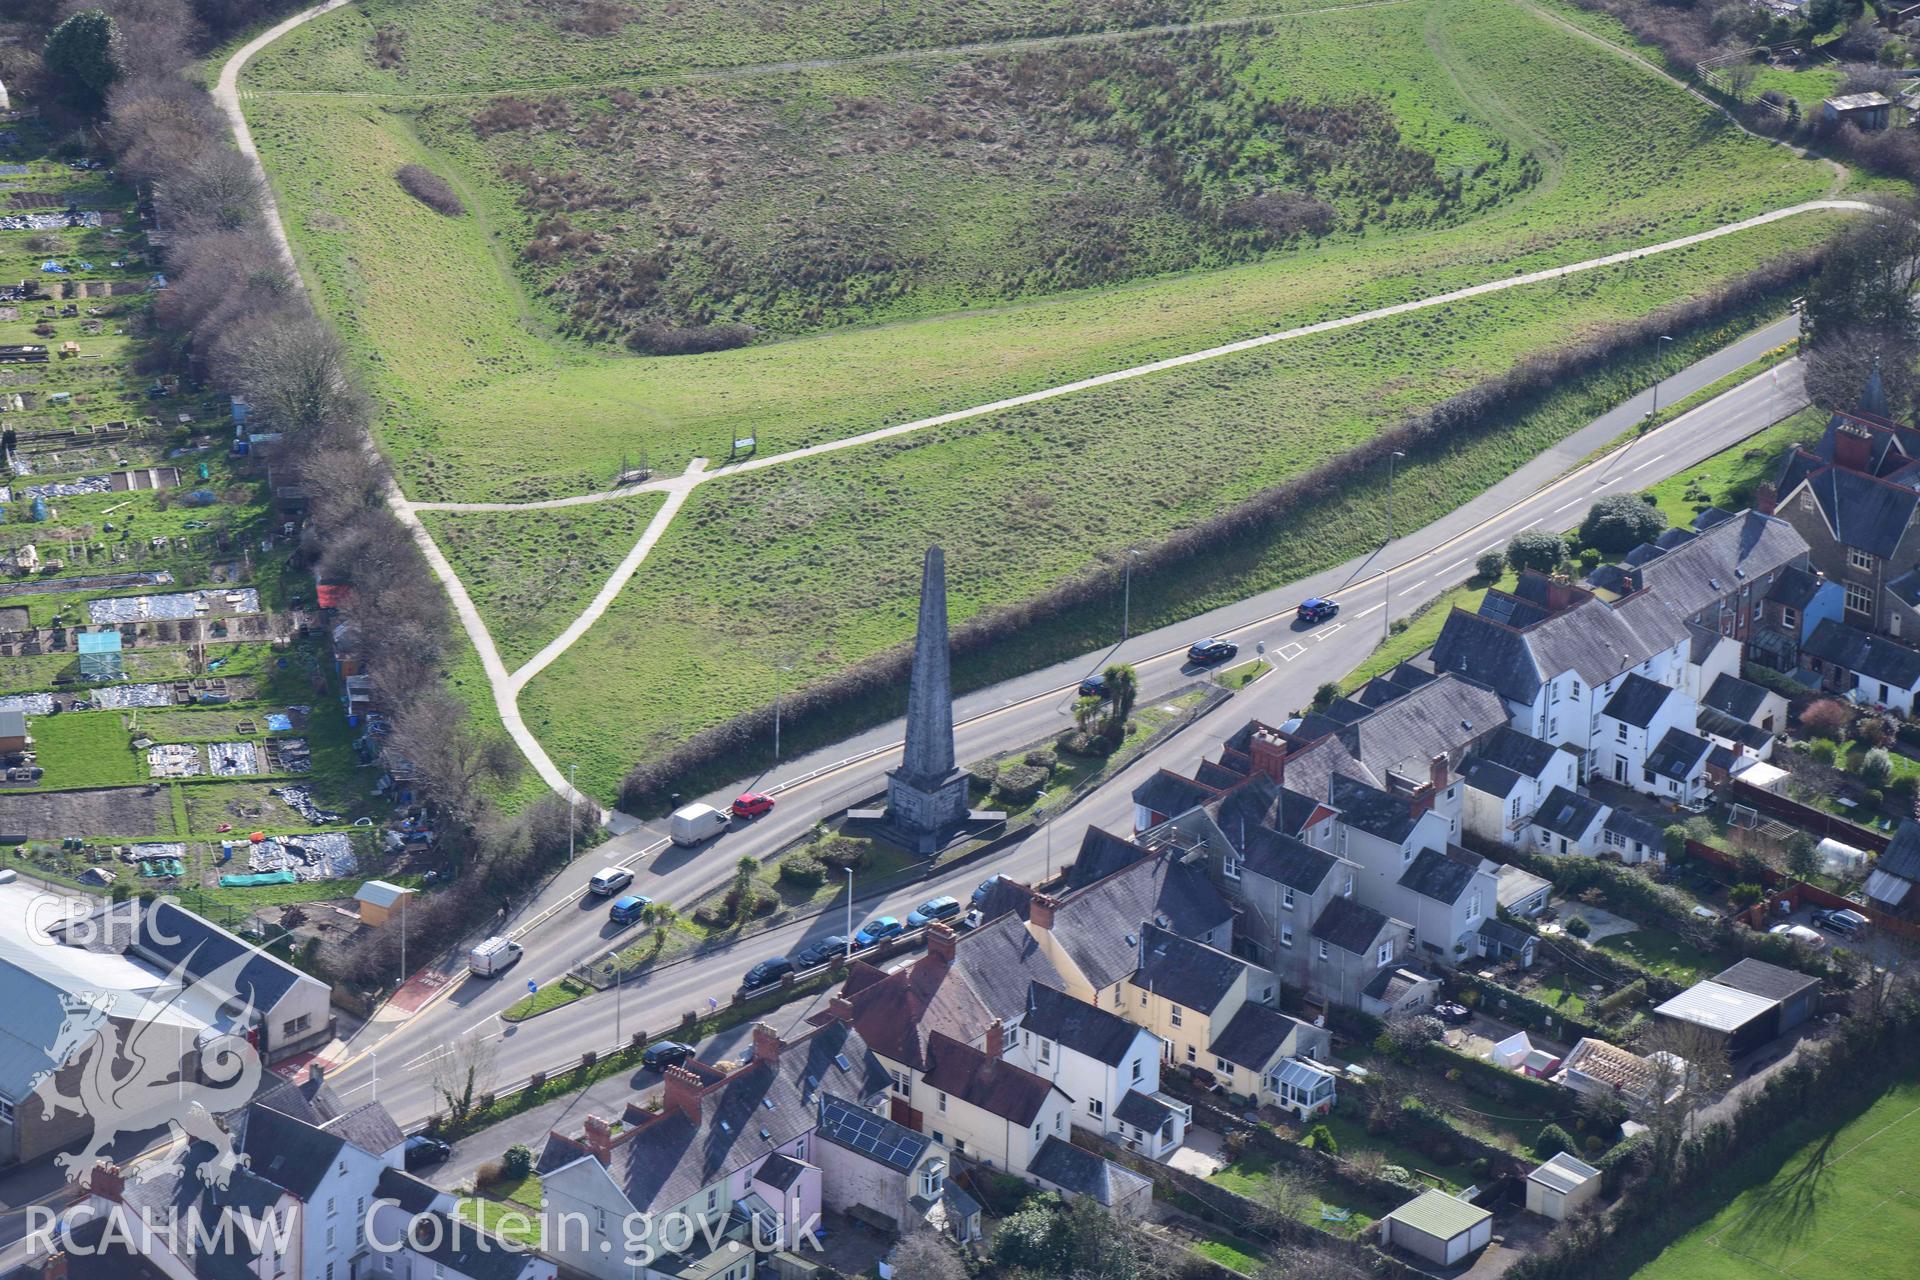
<box><xmin>953</xmin><ymin>912</ymin><xmax>1063</xmax><ymax>1019</ymax></box>
<box><xmin>1804</xmin><ymin>618</ymin><xmax>1920</xmax><ymax>689</ymax></box>
<box><xmin>1133</xmin><ymin>769</ymin><xmax>1219</xmax><ymax>818</ymax></box>
<box><xmin>1656</xmin><ymin>527</ymin><xmax>1699</xmax><ymax>551</ymax></box>
<box><xmin>1532</xmin><ymin>786</ymin><xmax>1606</xmax><ymax>840</ymax></box>
<box><xmin>1703</xmin><ymin>673</ymin><xmax>1771</xmax><ymax>722</ymax></box>
<box><xmin>922</xmin><ymin>1031</ymin><xmax>1062</xmax><ymax>1124</ymax></box>
<box><xmin>754</xmin><ymin>1152</ymin><xmax>809</xmax><ymax>1192</ymax></box>
<box><xmin>1478</xmin><ymin>918</ymin><xmax>1534</xmax><ymax>952</ymax></box>
<box><xmin>1233</xmin><ymin>824</ymin><xmax>1338</xmax><ymax>894</ymax></box>
<box><xmin>1495</xmin><ymin>864</ymin><xmax>1552</xmax><ymax>911</ymax></box>
<box><xmin>376</xmin><ymin>1167</ymin><xmax>442</xmax><ymax>1215</ymax></box>
<box><xmin>1881</xmin><ymin>820</ymin><xmax>1920</xmax><ymax>882</ymax></box>
<box><xmin>1461</xmin><ymin>756</ymin><xmax>1524</xmax><ymax>797</ymax></box>
<box><xmin>1050</xmin><ymin>853</ymin><xmax>1233</xmax><ymax>992</ymax></box>
<box><xmin>1063</xmin><ymin>827</ymin><xmax>1153</xmax><ymax>891</ymax></box>
<box><xmin>1798</xmin><ymin>467</ymin><xmax>1919</xmax><ymax>559</ymax></box>
<box><xmin>1768</xmin><ymin>565</ymin><xmax>1825</xmax><ymax>610</ymax></box>
<box><xmin>1691</xmin><ymin>506</ymin><xmax>1735</xmax><ymax>532</ymax></box>
<box><xmin>325</xmin><ymin>1101</ymin><xmax>405</xmax><ymax>1157</ymax></box>
<box><xmin>1478</xmin><ymin>726</ymin><xmax>1561</xmax><ymax>777</ymax></box>
<box><xmin>815</xmin><ymin>1093</ymin><xmax>930</xmax><ymax>1173</ymax></box>
<box><xmin>1028</xmin><ymin>1135</ymin><xmax>1152</xmax><ymax>1206</ymax></box>
<box><xmin>1712</xmin><ymin>957</ymin><xmax>1820</xmax><ymax>1002</ymax></box>
<box><xmin>1135</xmin><ymin>924</ymin><xmax>1255</xmax><ymax>1014</ymax></box>
<box><xmin>237</xmin><ymin>1104</ymin><xmax>345</xmax><ymax>1201</ymax></box>
<box><xmin>1023</xmin><ymin>982</ymin><xmax>1143</xmax><ymax>1067</ymax></box>
<box><xmin>1114</xmin><ymin>1089</ymin><xmax>1183</xmax><ymax>1132</ymax></box>
<box><xmin>1602</xmin><ymin>673</ymin><xmax>1674</xmax><ymax>728</ymax></box>
<box><xmin>1329</xmin><ymin>673</ymin><xmax>1505</xmax><ymax>783</ymax></box>
<box><xmin>1603</xmin><ymin>808</ymin><xmax>1665</xmax><ymax>850</ymax></box>
<box><xmin>1646</xmin><ymin>728</ymin><xmax>1713</xmax><ymax>781</ymax></box>
<box><xmin>1209</xmin><ymin>771</ymin><xmax>1283</xmax><ymax>842</ymax></box>
<box><xmin>401</xmin><ymin>1214</ymin><xmax>535</xmax><ymax>1280</ymax></box>
<box><xmin>1430</xmin><ymin>609</ymin><xmax>1542</xmax><ymax>704</ymax></box>
<box><xmin>253</xmin><ymin>1071</ymin><xmax>346</xmax><ymax>1126</ymax></box>
<box><xmin>1636</xmin><ymin>511</ymin><xmax>1807</xmax><ymax>621</ymax></box>
<box><xmin>135</xmin><ymin>899</ymin><xmax>317</xmax><ymax>1012</ymax></box>
<box><xmin>1195</xmin><ymin>759</ymin><xmax>1247</xmax><ymax>791</ymax></box>
<box><xmin>1207</xmin><ymin>1002</ymin><xmax>1309</xmax><ymax>1071</ymax></box>
<box><xmin>561</xmin><ymin>1020</ymin><xmax>887</xmax><ymax>1215</ymax></box>
<box><xmin>1398</xmin><ymin>847</ymin><xmax>1482</xmax><ymax>905</ymax></box>
<box><xmin>1696</xmin><ymin>707</ymin><xmax>1773</xmax><ymax>751</ymax></box>
<box><xmin>1311</xmin><ymin>895</ymin><xmax>1391</xmax><ymax>955</ymax></box>
<box><xmin>111</xmin><ymin>1142</ymin><xmax>288</xmax><ymax>1280</ymax></box>
<box><xmin>1889</xmin><ymin>566</ymin><xmax>1920</xmax><ymax>609</ymax></box>
<box><xmin>1329</xmin><ymin>773</ymin><xmax>1418</xmax><ymax>844</ymax></box>
<box><xmin>1363</xmin><ymin>966</ymin><xmax>1433</xmax><ymax>1003</ymax></box>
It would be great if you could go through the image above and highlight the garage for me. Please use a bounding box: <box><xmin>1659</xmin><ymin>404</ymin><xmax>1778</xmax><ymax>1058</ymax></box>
<box><xmin>1708</xmin><ymin>958</ymin><xmax>1820</xmax><ymax>1035</ymax></box>
<box><xmin>1653</xmin><ymin>980</ymin><xmax>1779</xmax><ymax>1057</ymax></box>
<box><xmin>1379</xmin><ymin>1188</ymin><xmax>1493</xmax><ymax>1266</ymax></box>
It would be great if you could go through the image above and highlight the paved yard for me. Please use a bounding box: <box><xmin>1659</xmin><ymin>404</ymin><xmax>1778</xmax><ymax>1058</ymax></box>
<box><xmin>1167</xmin><ymin>1124</ymin><xmax>1229</xmax><ymax>1178</ymax></box>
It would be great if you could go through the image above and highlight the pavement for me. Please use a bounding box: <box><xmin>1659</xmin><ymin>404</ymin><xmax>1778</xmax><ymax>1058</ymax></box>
<box><xmin>311</xmin><ymin>314</ymin><xmax>1813</xmax><ymax>1136</ymax></box>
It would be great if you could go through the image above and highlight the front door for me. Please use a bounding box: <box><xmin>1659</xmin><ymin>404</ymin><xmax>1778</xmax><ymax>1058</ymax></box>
<box><xmin>1614</xmin><ymin>757</ymin><xmax>1627</xmax><ymax>783</ymax></box>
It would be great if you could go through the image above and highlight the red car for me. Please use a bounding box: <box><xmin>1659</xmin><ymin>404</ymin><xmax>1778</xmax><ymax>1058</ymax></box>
<box><xmin>732</xmin><ymin>792</ymin><xmax>775</xmax><ymax>819</ymax></box>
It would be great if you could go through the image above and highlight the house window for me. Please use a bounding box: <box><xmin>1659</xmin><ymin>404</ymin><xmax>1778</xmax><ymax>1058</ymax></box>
<box><xmin>920</xmin><ymin>1165</ymin><xmax>943</xmax><ymax>1199</ymax></box>
<box><xmin>1089</xmin><ymin>1098</ymin><xmax>1104</xmax><ymax>1119</ymax></box>
<box><xmin>1377</xmin><ymin>940</ymin><xmax>1394</xmax><ymax>966</ymax></box>
<box><xmin>1038</xmin><ymin>1039</ymin><xmax>1052</xmax><ymax>1064</ymax></box>
<box><xmin>0</xmin><ymin>1097</ymin><xmax>13</xmax><ymax>1123</ymax></box>
<box><xmin>1344</xmin><ymin>874</ymin><xmax>1354</xmax><ymax>897</ymax></box>
<box><xmin>1616</xmin><ymin>722</ymin><xmax>1627</xmax><ymax>742</ymax></box>
<box><xmin>1131</xmin><ymin>1058</ymin><xmax>1143</xmax><ymax>1082</ymax></box>
<box><xmin>1223</xmin><ymin>855</ymin><xmax>1240</xmax><ymax>881</ymax></box>
<box><xmin>1185</xmin><ymin>1045</ymin><xmax>1197</xmax><ymax>1063</ymax></box>
<box><xmin>1140</xmin><ymin>990</ymin><xmax>1148</xmax><ymax>1007</ymax></box>
<box><xmin>1467</xmin><ymin>891</ymin><xmax>1482</xmax><ymax>921</ymax></box>
<box><xmin>1114</xmin><ymin>987</ymin><xmax>1124</xmax><ymax>1009</ymax></box>
<box><xmin>795</xmin><ymin>1139</ymin><xmax>806</xmax><ymax>1160</ymax></box>
<box><xmin>891</xmin><ymin>1070</ymin><xmax>909</xmax><ymax>1095</ymax></box>
<box><xmin>1281</xmin><ymin>924</ymin><xmax>1294</xmax><ymax>948</ymax></box>
<box><xmin>1216</xmin><ymin>1057</ymin><xmax>1232</xmax><ymax>1074</ymax></box>
<box><xmin>1317</xmin><ymin>941</ymin><xmax>1330</xmax><ymax>960</ymax></box>
<box><xmin>1570</xmin><ymin>680</ymin><xmax>1581</xmax><ymax>699</ymax></box>
<box><xmin>1032</xmin><ymin>1121</ymin><xmax>1042</xmax><ymax>1142</ymax></box>
<box><xmin>1509</xmin><ymin>796</ymin><xmax>1521</xmax><ymax>823</ymax></box>
<box><xmin>1261</xmin><ymin>987</ymin><xmax>1275</xmax><ymax>1003</ymax></box>
<box><xmin>933</xmin><ymin>1129</ymin><xmax>946</xmax><ymax>1145</ymax></box>
<box><xmin>1850</xmin><ymin>547</ymin><xmax>1874</xmax><ymax>571</ymax></box>
<box><xmin>1848</xmin><ymin>582</ymin><xmax>1873</xmax><ymax>615</ymax></box>
<box><xmin>937</xmin><ymin>1091</ymin><xmax>948</xmax><ymax>1113</ymax></box>
<box><xmin>285</xmin><ymin>1015</ymin><xmax>310</xmax><ymax>1036</ymax></box>
<box><xmin>1548</xmin><ymin>716</ymin><xmax>1559</xmax><ymax>738</ymax></box>
<box><xmin>1056</xmin><ymin>1112</ymin><xmax>1063</xmax><ymax>1133</ymax></box>
<box><xmin>1402</xmin><ymin>844</ymin><xmax>1413</xmax><ymax>864</ymax></box>
<box><xmin>1781</xmin><ymin>605</ymin><xmax>1798</xmax><ymax>631</ymax></box>
<box><xmin>707</xmin><ymin>1188</ymin><xmax>718</xmax><ymax>1212</ymax></box>
<box><xmin>1282</xmin><ymin>886</ymin><xmax>1295</xmax><ymax>910</ymax></box>
<box><xmin>1169</xmin><ymin>1005</ymin><xmax>1183</xmax><ymax>1028</ymax></box>
<box><xmin>325</xmin><ymin>1226</ymin><xmax>334</xmax><ymax>1249</ymax></box>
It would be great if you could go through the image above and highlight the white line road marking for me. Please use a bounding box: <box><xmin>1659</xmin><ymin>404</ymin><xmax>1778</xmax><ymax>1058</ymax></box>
<box><xmin>1440</xmin><ymin>558</ymin><xmax>1471</xmax><ymax>575</ymax></box>
<box><xmin>1349</xmin><ymin>603</ymin><xmax>1385</xmax><ymax>620</ymax></box>
<box><xmin>1398</xmin><ymin>579</ymin><xmax>1428</xmax><ymax>596</ymax></box>
<box><xmin>1312</xmin><ymin>623</ymin><xmax>1346</xmax><ymax>640</ymax></box>
<box><xmin>1518</xmin><ymin>518</ymin><xmax>1541</xmax><ymax>530</ymax></box>
<box><xmin>1275</xmin><ymin>643</ymin><xmax>1306</xmax><ymax>662</ymax></box>
<box><xmin>1631</xmin><ymin>455</ymin><xmax>1666</xmax><ymax>473</ymax></box>
<box><xmin>1595</xmin><ymin>476</ymin><xmax>1620</xmax><ymax>489</ymax></box>
<box><xmin>1554</xmin><ymin>497</ymin><xmax>1585</xmax><ymax>513</ymax></box>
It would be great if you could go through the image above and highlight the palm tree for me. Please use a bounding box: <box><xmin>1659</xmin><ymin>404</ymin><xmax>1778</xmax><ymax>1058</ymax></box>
<box><xmin>1102</xmin><ymin>663</ymin><xmax>1138</xmax><ymax>735</ymax></box>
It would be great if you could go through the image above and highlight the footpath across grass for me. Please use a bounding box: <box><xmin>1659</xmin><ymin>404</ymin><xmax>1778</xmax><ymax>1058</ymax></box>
<box><xmin>1634</xmin><ymin>1076</ymin><xmax>1920</xmax><ymax>1280</ymax></box>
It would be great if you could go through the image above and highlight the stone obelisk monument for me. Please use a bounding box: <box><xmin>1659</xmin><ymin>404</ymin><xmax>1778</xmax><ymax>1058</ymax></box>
<box><xmin>885</xmin><ymin>545</ymin><xmax>972</xmax><ymax>852</ymax></box>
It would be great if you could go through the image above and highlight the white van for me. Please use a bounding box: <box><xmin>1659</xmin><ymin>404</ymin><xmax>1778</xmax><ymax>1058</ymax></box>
<box><xmin>467</xmin><ymin>935</ymin><xmax>524</xmax><ymax>977</ymax></box>
<box><xmin>669</xmin><ymin>803</ymin><xmax>730</xmax><ymax>847</ymax></box>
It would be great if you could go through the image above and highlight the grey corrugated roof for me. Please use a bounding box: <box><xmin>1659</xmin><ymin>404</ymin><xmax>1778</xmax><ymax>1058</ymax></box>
<box><xmin>1330</xmin><ymin>773</ymin><xmax>1417</xmax><ymax>844</ymax></box>
<box><xmin>1311</xmin><ymin>895</ymin><xmax>1390</xmax><ymax>955</ymax></box>
<box><xmin>1397</xmin><ymin>847</ymin><xmax>1480</xmax><ymax>905</ymax></box>
<box><xmin>1655</xmin><ymin>981</ymin><xmax>1776</xmax><ymax>1032</ymax></box>
<box><xmin>1387</xmin><ymin>1189</ymin><xmax>1491</xmax><ymax>1240</ymax></box>
<box><xmin>1024</xmin><ymin>983</ymin><xmax>1143</xmax><ymax>1067</ymax></box>
<box><xmin>1236</xmin><ymin>825</ymin><xmax>1338</xmax><ymax>893</ymax></box>
<box><xmin>1136</xmin><ymin>924</ymin><xmax>1254</xmax><ymax>1014</ymax></box>
<box><xmin>1712</xmin><ymin>957</ymin><xmax>1819</xmax><ymax>1002</ymax></box>
<box><xmin>1208</xmin><ymin>1002</ymin><xmax>1309</xmax><ymax>1071</ymax></box>
<box><xmin>1532</xmin><ymin>786</ymin><xmax>1605</xmax><ymax>840</ymax></box>
<box><xmin>1703</xmin><ymin>673</ymin><xmax>1770</xmax><ymax>721</ymax></box>
<box><xmin>1646</xmin><ymin>728</ymin><xmax>1713</xmax><ymax>781</ymax></box>
<box><xmin>1882</xmin><ymin>820</ymin><xmax>1920</xmax><ymax>882</ymax></box>
<box><xmin>1804</xmin><ymin>617</ymin><xmax>1920</xmax><ymax>689</ymax></box>
<box><xmin>1601</xmin><ymin>673</ymin><xmax>1674</xmax><ymax>729</ymax></box>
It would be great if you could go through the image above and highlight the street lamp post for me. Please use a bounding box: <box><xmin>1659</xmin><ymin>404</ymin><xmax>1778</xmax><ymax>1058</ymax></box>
<box><xmin>567</xmin><ymin>763</ymin><xmax>577</xmax><ymax>865</ymax></box>
<box><xmin>1383</xmin><ymin>450</ymin><xmax>1406</xmax><ymax>641</ymax></box>
<box><xmin>773</xmin><ymin>662</ymin><xmax>794</xmax><ymax>761</ymax></box>
<box><xmin>844</xmin><ymin>868</ymin><xmax>854</xmax><ymax>963</ymax></box>
<box><xmin>609</xmin><ymin>948</ymin><xmax>624</xmax><ymax>1043</ymax></box>
<box><xmin>1648</xmin><ymin>334</ymin><xmax>1675</xmax><ymax>422</ymax></box>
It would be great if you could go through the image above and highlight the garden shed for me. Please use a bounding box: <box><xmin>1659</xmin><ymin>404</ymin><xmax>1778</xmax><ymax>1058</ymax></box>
<box><xmin>1526</xmin><ymin>1151</ymin><xmax>1601</xmax><ymax>1221</ymax></box>
<box><xmin>1379</xmin><ymin>1189</ymin><xmax>1492</xmax><ymax>1265</ymax></box>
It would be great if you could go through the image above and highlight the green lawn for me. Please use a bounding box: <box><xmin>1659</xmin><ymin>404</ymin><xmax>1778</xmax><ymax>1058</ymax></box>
<box><xmin>501</xmin><ymin>976</ymin><xmax>591</xmax><ymax>1022</ymax></box>
<box><xmin>1208</xmin><ymin>1149</ymin><xmax>1379</xmax><ymax>1237</ymax></box>
<box><xmin>27</xmin><ymin>712</ymin><xmax>144</xmax><ymax>790</ymax></box>
<box><xmin>1633</xmin><ymin>1077</ymin><xmax>1920</xmax><ymax>1280</ymax></box>
<box><xmin>1219</xmin><ymin>659</ymin><xmax>1271</xmax><ymax>691</ymax></box>
<box><xmin>1643</xmin><ymin>404</ymin><xmax>1827</xmax><ymax>529</ymax></box>
<box><xmin>1593</xmin><ymin>925</ymin><xmax>1722</xmax><ymax>984</ymax></box>
<box><xmin>1343</xmin><ymin>572</ymin><xmax>1514</xmax><ymax>692</ymax></box>
<box><xmin>1533</xmin><ymin>969</ymin><xmax>1593</xmax><ymax>1017</ymax></box>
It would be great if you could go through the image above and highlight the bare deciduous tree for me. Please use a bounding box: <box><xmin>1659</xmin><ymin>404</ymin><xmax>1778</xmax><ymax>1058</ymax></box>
<box><xmin>431</xmin><ymin>1033</ymin><xmax>497</xmax><ymax>1126</ymax></box>
<box><xmin>888</xmin><ymin>1232</ymin><xmax>966</xmax><ymax>1280</ymax></box>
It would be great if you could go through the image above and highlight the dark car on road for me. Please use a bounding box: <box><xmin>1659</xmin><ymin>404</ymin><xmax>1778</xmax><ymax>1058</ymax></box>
<box><xmin>608</xmin><ymin>893</ymin><xmax>652</xmax><ymax>926</ymax></box>
<box><xmin>854</xmin><ymin>916</ymin><xmax>904</xmax><ymax>947</ymax></box>
<box><xmin>793</xmin><ymin>936</ymin><xmax>849</xmax><ymax>968</ymax></box>
<box><xmin>907</xmin><ymin>896</ymin><xmax>962</xmax><ymax>928</ymax></box>
<box><xmin>740</xmin><ymin>956</ymin><xmax>795</xmax><ymax>992</ymax></box>
<box><xmin>641</xmin><ymin>1041</ymin><xmax>695</xmax><ymax>1071</ymax></box>
<box><xmin>971</xmin><ymin>876</ymin><xmax>1002</xmax><ymax>907</ymax></box>
<box><xmin>1296</xmin><ymin>597</ymin><xmax>1340</xmax><ymax>624</ymax></box>
<box><xmin>1078</xmin><ymin>673</ymin><xmax>1108</xmax><ymax>698</ymax></box>
<box><xmin>403</xmin><ymin>1136</ymin><xmax>450</xmax><ymax>1170</ymax></box>
<box><xmin>1186</xmin><ymin>637</ymin><xmax>1238</xmax><ymax>665</ymax></box>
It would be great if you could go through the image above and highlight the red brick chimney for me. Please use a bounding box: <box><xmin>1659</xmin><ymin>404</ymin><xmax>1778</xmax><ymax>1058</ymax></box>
<box><xmin>828</xmin><ymin>994</ymin><xmax>854</xmax><ymax>1026</ymax></box>
<box><xmin>925</xmin><ymin>922</ymin><xmax>958</xmax><ymax>964</ymax></box>
<box><xmin>662</xmin><ymin>1066</ymin><xmax>704</xmax><ymax>1123</ymax></box>
<box><xmin>986</xmin><ymin>1018</ymin><xmax>1005</xmax><ymax>1058</ymax></box>
<box><xmin>582</xmin><ymin>1115</ymin><xmax>614</xmax><ymax>1164</ymax></box>
<box><xmin>1430</xmin><ymin>754</ymin><xmax>1449</xmax><ymax>795</ymax></box>
<box><xmin>1835</xmin><ymin>423</ymin><xmax>1872</xmax><ymax>473</ymax></box>
<box><xmin>1248</xmin><ymin>730</ymin><xmax>1288</xmax><ymax>784</ymax></box>
<box><xmin>88</xmin><ymin>1163</ymin><xmax>124</xmax><ymax>1203</ymax></box>
<box><xmin>751</xmin><ymin>1021</ymin><xmax>783</xmax><ymax>1065</ymax></box>
<box><xmin>1544</xmin><ymin>577</ymin><xmax>1578</xmax><ymax>614</ymax></box>
<box><xmin>1029</xmin><ymin>894</ymin><xmax>1058</xmax><ymax>931</ymax></box>
<box><xmin>1755</xmin><ymin>481</ymin><xmax>1778</xmax><ymax>516</ymax></box>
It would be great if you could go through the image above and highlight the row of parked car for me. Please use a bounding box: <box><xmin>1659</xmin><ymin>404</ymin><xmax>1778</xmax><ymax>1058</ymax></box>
<box><xmin>733</xmin><ymin>878</ymin><xmax>1006</xmax><ymax>995</ymax></box>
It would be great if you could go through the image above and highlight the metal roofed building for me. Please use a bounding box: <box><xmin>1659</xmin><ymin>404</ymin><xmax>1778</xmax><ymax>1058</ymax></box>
<box><xmin>1527</xmin><ymin>1151</ymin><xmax>1602</xmax><ymax>1221</ymax></box>
<box><xmin>1653</xmin><ymin>981</ymin><xmax>1779</xmax><ymax>1056</ymax></box>
<box><xmin>1380</xmin><ymin>1188</ymin><xmax>1493</xmax><ymax>1265</ymax></box>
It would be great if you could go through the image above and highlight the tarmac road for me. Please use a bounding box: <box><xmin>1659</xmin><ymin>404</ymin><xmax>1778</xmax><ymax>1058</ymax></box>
<box><xmin>318</xmin><ymin>314</ymin><xmax>1809</xmax><ymax>1130</ymax></box>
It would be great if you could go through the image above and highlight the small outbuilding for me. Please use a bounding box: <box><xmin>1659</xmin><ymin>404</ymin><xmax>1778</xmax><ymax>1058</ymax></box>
<box><xmin>1380</xmin><ymin>1189</ymin><xmax>1493</xmax><ymax>1265</ymax></box>
<box><xmin>1653</xmin><ymin>979</ymin><xmax>1776</xmax><ymax>1057</ymax></box>
<box><xmin>1822</xmin><ymin>92</ymin><xmax>1892</xmax><ymax>131</ymax></box>
<box><xmin>1527</xmin><ymin>1151</ymin><xmax>1602</xmax><ymax>1221</ymax></box>
<box><xmin>0</xmin><ymin>708</ymin><xmax>26</xmax><ymax>753</ymax></box>
<box><xmin>1708</xmin><ymin>957</ymin><xmax>1820</xmax><ymax>1036</ymax></box>
<box><xmin>355</xmin><ymin>879</ymin><xmax>415</xmax><ymax>927</ymax></box>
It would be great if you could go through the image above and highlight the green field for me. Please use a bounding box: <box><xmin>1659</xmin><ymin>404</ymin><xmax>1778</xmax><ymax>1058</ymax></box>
<box><xmin>1634</xmin><ymin>1077</ymin><xmax>1920</xmax><ymax>1280</ymax></box>
<box><xmin>238</xmin><ymin>0</ymin><xmax>1874</xmax><ymax>803</ymax></box>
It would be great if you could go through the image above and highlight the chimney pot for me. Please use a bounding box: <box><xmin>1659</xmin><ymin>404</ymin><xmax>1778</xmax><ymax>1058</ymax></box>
<box><xmin>1835</xmin><ymin>423</ymin><xmax>1872</xmax><ymax>473</ymax></box>
<box><xmin>662</xmin><ymin>1066</ymin><xmax>703</xmax><ymax>1123</ymax></box>
<box><xmin>36</xmin><ymin>1252</ymin><xmax>68</xmax><ymax>1280</ymax></box>
<box><xmin>87</xmin><ymin>1163</ymin><xmax>125</xmax><ymax>1203</ymax></box>
<box><xmin>827</xmin><ymin>995</ymin><xmax>854</xmax><ymax>1026</ymax></box>
<box><xmin>926</xmin><ymin>922</ymin><xmax>958</xmax><ymax>964</ymax></box>
<box><xmin>1029</xmin><ymin>894</ymin><xmax>1058</xmax><ymax>931</ymax></box>
<box><xmin>986</xmin><ymin>1018</ymin><xmax>1005</xmax><ymax>1059</ymax></box>
<box><xmin>751</xmin><ymin>1022</ymin><xmax>782</xmax><ymax>1065</ymax></box>
<box><xmin>1756</xmin><ymin>481</ymin><xmax>1778</xmax><ymax>516</ymax></box>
